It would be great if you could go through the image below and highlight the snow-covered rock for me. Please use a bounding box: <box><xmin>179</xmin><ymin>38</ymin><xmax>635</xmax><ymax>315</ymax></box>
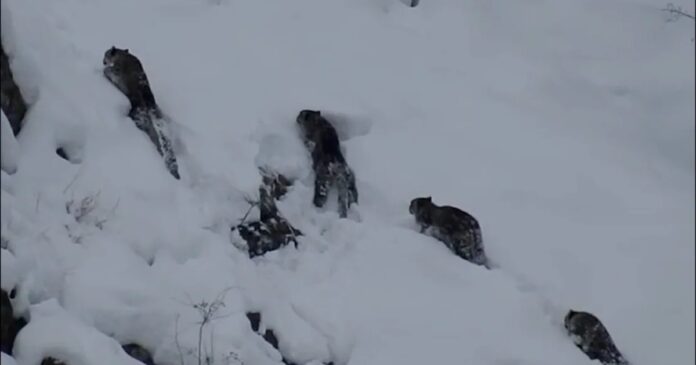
<box><xmin>13</xmin><ymin>299</ymin><xmax>144</xmax><ymax>365</ymax></box>
<box><xmin>1</xmin><ymin>352</ymin><xmax>19</xmax><ymax>365</ymax></box>
<box><xmin>1</xmin><ymin>111</ymin><xmax>19</xmax><ymax>174</ymax></box>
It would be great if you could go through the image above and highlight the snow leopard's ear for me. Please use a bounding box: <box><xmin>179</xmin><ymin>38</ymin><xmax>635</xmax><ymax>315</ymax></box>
<box><xmin>565</xmin><ymin>310</ymin><xmax>578</xmax><ymax>322</ymax></box>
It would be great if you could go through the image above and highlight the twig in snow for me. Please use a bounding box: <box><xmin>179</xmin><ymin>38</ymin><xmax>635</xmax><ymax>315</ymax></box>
<box><xmin>663</xmin><ymin>3</ymin><xmax>695</xmax><ymax>21</ymax></box>
<box><xmin>175</xmin><ymin>314</ymin><xmax>185</xmax><ymax>365</ymax></box>
<box><xmin>62</xmin><ymin>169</ymin><xmax>82</xmax><ymax>194</ymax></box>
<box><xmin>66</xmin><ymin>191</ymin><xmax>101</xmax><ymax>224</ymax></box>
<box><xmin>238</xmin><ymin>195</ymin><xmax>259</xmax><ymax>225</ymax></box>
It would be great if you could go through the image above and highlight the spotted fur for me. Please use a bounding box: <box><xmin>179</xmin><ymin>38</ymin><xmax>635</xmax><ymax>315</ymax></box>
<box><xmin>297</xmin><ymin>109</ymin><xmax>358</xmax><ymax>218</ymax></box>
<box><xmin>564</xmin><ymin>310</ymin><xmax>629</xmax><ymax>365</ymax></box>
<box><xmin>409</xmin><ymin>196</ymin><xmax>487</xmax><ymax>267</ymax></box>
<box><xmin>103</xmin><ymin>46</ymin><xmax>179</xmax><ymax>180</ymax></box>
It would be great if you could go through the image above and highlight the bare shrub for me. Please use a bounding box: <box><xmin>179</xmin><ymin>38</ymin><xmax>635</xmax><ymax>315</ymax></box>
<box><xmin>174</xmin><ymin>288</ymin><xmax>243</xmax><ymax>365</ymax></box>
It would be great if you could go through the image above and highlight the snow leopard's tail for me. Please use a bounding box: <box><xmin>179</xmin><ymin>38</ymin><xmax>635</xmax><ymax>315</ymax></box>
<box><xmin>334</xmin><ymin>162</ymin><xmax>358</xmax><ymax>218</ymax></box>
<box><xmin>130</xmin><ymin>107</ymin><xmax>180</xmax><ymax>180</ymax></box>
<box><xmin>470</xmin><ymin>227</ymin><xmax>489</xmax><ymax>267</ymax></box>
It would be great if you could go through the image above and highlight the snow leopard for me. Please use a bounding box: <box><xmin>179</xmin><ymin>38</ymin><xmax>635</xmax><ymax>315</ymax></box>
<box><xmin>564</xmin><ymin>310</ymin><xmax>630</xmax><ymax>365</ymax></box>
<box><xmin>409</xmin><ymin>196</ymin><xmax>488</xmax><ymax>267</ymax></box>
<box><xmin>103</xmin><ymin>46</ymin><xmax>179</xmax><ymax>180</ymax></box>
<box><xmin>296</xmin><ymin>109</ymin><xmax>358</xmax><ymax>218</ymax></box>
<box><xmin>103</xmin><ymin>46</ymin><xmax>159</xmax><ymax>115</ymax></box>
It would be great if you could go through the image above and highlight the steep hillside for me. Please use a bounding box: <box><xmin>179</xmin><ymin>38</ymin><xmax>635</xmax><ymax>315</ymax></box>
<box><xmin>1</xmin><ymin>0</ymin><xmax>694</xmax><ymax>364</ymax></box>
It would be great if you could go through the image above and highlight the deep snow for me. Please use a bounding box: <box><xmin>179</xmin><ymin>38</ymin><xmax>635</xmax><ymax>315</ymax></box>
<box><xmin>1</xmin><ymin>0</ymin><xmax>693</xmax><ymax>364</ymax></box>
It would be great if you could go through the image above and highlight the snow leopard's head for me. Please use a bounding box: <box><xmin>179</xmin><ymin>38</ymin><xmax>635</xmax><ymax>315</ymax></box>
<box><xmin>296</xmin><ymin>109</ymin><xmax>322</xmax><ymax>128</ymax></box>
<box><xmin>564</xmin><ymin>310</ymin><xmax>579</xmax><ymax>332</ymax></box>
<box><xmin>103</xmin><ymin>46</ymin><xmax>129</xmax><ymax>66</ymax></box>
<box><xmin>409</xmin><ymin>196</ymin><xmax>433</xmax><ymax>215</ymax></box>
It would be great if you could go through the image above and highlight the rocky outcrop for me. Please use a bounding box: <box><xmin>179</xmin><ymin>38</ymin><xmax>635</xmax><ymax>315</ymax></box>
<box><xmin>246</xmin><ymin>312</ymin><xmax>262</xmax><ymax>332</ymax></box>
<box><xmin>0</xmin><ymin>42</ymin><xmax>28</xmax><ymax>136</ymax></box>
<box><xmin>260</xmin><ymin>167</ymin><xmax>293</xmax><ymax>200</ymax></box>
<box><xmin>40</xmin><ymin>358</ymin><xmax>67</xmax><ymax>365</ymax></box>
<box><xmin>1</xmin><ymin>289</ymin><xmax>27</xmax><ymax>356</ymax></box>
<box><xmin>232</xmin><ymin>174</ymin><xmax>301</xmax><ymax>258</ymax></box>
<box><xmin>56</xmin><ymin>147</ymin><xmax>70</xmax><ymax>162</ymax></box>
<box><xmin>245</xmin><ymin>311</ymin><xmax>333</xmax><ymax>365</ymax></box>
<box><xmin>1</xmin><ymin>110</ymin><xmax>19</xmax><ymax>174</ymax></box>
<box><xmin>122</xmin><ymin>343</ymin><xmax>155</xmax><ymax>365</ymax></box>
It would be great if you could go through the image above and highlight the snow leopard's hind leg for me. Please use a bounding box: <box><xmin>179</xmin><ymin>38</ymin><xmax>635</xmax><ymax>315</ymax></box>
<box><xmin>313</xmin><ymin>162</ymin><xmax>332</xmax><ymax>208</ymax></box>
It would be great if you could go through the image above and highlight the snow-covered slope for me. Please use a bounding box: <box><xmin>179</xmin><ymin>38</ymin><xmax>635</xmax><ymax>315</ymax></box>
<box><xmin>1</xmin><ymin>0</ymin><xmax>693</xmax><ymax>364</ymax></box>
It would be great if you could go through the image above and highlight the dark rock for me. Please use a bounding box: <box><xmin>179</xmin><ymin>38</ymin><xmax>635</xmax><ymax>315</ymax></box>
<box><xmin>56</xmin><ymin>147</ymin><xmax>69</xmax><ymax>161</ymax></box>
<box><xmin>1</xmin><ymin>289</ymin><xmax>13</xmax><ymax>353</ymax></box>
<box><xmin>55</xmin><ymin>146</ymin><xmax>82</xmax><ymax>164</ymax></box>
<box><xmin>262</xmin><ymin>329</ymin><xmax>279</xmax><ymax>350</ymax></box>
<box><xmin>261</xmin><ymin>328</ymin><xmax>297</xmax><ymax>365</ymax></box>
<box><xmin>246</xmin><ymin>312</ymin><xmax>261</xmax><ymax>332</ymax></box>
<box><xmin>233</xmin><ymin>220</ymin><xmax>301</xmax><ymax>259</ymax></box>
<box><xmin>41</xmin><ymin>358</ymin><xmax>67</xmax><ymax>365</ymax></box>
<box><xmin>232</xmin><ymin>182</ymin><xmax>302</xmax><ymax>258</ymax></box>
<box><xmin>122</xmin><ymin>343</ymin><xmax>155</xmax><ymax>365</ymax></box>
<box><xmin>0</xmin><ymin>43</ymin><xmax>28</xmax><ymax>136</ymax></box>
<box><xmin>246</xmin><ymin>311</ymin><xmax>331</xmax><ymax>365</ymax></box>
<box><xmin>1</xmin><ymin>289</ymin><xmax>26</xmax><ymax>355</ymax></box>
